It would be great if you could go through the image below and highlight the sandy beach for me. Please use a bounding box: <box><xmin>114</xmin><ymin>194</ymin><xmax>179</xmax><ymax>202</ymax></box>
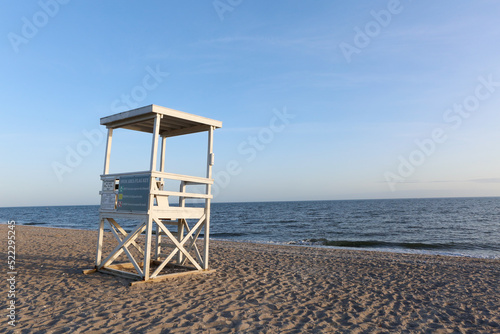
<box><xmin>2</xmin><ymin>225</ymin><xmax>499</xmax><ymax>333</ymax></box>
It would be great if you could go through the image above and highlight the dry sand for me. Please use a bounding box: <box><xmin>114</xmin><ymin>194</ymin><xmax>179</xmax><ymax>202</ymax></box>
<box><xmin>2</xmin><ymin>225</ymin><xmax>499</xmax><ymax>333</ymax></box>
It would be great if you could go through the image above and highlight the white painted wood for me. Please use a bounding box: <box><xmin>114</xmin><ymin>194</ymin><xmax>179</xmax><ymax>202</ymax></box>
<box><xmin>206</xmin><ymin>126</ymin><xmax>214</xmax><ymax>180</ymax></box>
<box><xmin>100</xmin><ymin>220</ymin><xmax>147</xmax><ymax>269</ymax></box>
<box><xmin>177</xmin><ymin>182</ymin><xmax>186</xmax><ymax>264</ymax></box>
<box><xmin>102</xmin><ymin>171</ymin><xmax>152</xmax><ymax>178</ymax></box>
<box><xmin>100</xmin><ymin>105</ymin><xmax>154</xmax><ymax>126</ymax></box>
<box><xmin>95</xmin><ymin>217</ymin><xmax>105</xmax><ymax>266</ymax></box>
<box><xmin>103</xmin><ymin>171</ymin><xmax>213</xmax><ymax>184</ymax></box>
<box><xmin>180</xmin><ymin>219</ymin><xmax>204</xmax><ymax>266</ymax></box>
<box><xmin>160</xmin><ymin>135</ymin><xmax>166</xmax><ymax>172</ymax></box>
<box><xmin>204</xmin><ymin>126</ymin><xmax>214</xmax><ymax>269</ymax></box>
<box><xmin>177</xmin><ymin>219</ymin><xmax>185</xmax><ymax>264</ymax></box>
<box><xmin>100</xmin><ymin>104</ymin><xmax>222</xmax><ymax>132</ymax></box>
<box><xmin>103</xmin><ymin>128</ymin><xmax>113</xmax><ymax>175</ymax></box>
<box><xmin>153</xmin><ymin>104</ymin><xmax>222</xmax><ymax>128</ymax></box>
<box><xmin>108</xmin><ymin>222</ymin><xmax>143</xmax><ymax>276</ymax></box>
<box><xmin>102</xmin><ymin>113</ymin><xmax>156</xmax><ymax>130</ymax></box>
<box><xmin>152</xmin><ymin>207</ymin><xmax>205</xmax><ymax>219</ymax></box>
<box><xmin>151</xmin><ymin>215</ymin><xmax>206</xmax><ymax>275</ymax></box>
<box><xmin>179</xmin><ymin>181</ymin><xmax>186</xmax><ymax>207</ymax></box>
<box><xmin>95</xmin><ymin>105</ymin><xmax>220</xmax><ymax>283</ymax></box>
<box><xmin>150</xmin><ymin>114</ymin><xmax>161</xmax><ymax>172</ymax></box>
<box><xmin>95</xmin><ymin>211</ymin><xmax>149</xmax><ymax>219</ymax></box>
<box><xmin>155</xmin><ymin>223</ymin><xmax>161</xmax><ymax>260</ymax></box>
<box><xmin>108</xmin><ymin>218</ymin><xmax>143</xmax><ymax>254</ymax></box>
<box><xmin>151</xmin><ymin>171</ymin><xmax>213</xmax><ymax>184</ymax></box>
<box><xmin>143</xmin><ymin>216</ymin><xmax>153</xmax><ymax>280</ymax></box>
<box><xmin>161</xmin><ymin>124</ymin><xmax>210</xmax><ymax>138</ymax></box>
<box><xmin>151</xmin><ymin>190</ymin><xmax>212</xmax><ymax>199</ymax></box>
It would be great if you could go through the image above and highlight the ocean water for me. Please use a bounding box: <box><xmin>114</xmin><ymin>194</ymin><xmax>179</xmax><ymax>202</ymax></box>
<box><xmin>1</xmin><ymin>197</ymin><xmax>499</xmax><ymax>259</ymax></box>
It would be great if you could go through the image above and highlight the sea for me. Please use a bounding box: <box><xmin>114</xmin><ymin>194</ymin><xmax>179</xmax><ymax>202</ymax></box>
<box><xmin>1</xmin><ymin>197</ymin><xmax>499</xmax><ymax>259</ymax></box>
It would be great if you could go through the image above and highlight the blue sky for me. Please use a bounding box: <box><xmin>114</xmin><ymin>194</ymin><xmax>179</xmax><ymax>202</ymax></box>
<box><xmin>1</xmin><ymin>0</ymin><xmax>499</xmax><ymax>206</ymax></box>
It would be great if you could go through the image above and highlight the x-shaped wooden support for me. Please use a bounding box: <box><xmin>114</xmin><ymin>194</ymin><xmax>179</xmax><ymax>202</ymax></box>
<box><xmin>107</xmin><ymin>218</ymin><xmax>144</xmax><ymax>255</ymax></box>
<box><xmin>151</xmin><ymin>214</ymin><xmax>206</xmax><ymax>278</ymax></box>
<box><xmin>99</xmin><ymin>219</ymin><xmax>147</xmax><ymax>276</ymax></box>
<box><xmin>178</xmin><ymin>219</ymin><xmax>204</xmax><ymax>267</ymax></box>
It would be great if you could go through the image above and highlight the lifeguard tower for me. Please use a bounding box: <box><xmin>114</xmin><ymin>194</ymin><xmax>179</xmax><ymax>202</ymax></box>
<box><xmin>84</xmin><ymin>104</ymin><xmax>222</xmax><ymax>284</ymax></box>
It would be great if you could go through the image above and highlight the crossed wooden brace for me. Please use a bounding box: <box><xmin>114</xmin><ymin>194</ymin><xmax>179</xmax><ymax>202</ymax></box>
<box><xmin>98</xmin><ymin>215</ymin><xmax>206</xmax><ymax>278</ymax></box>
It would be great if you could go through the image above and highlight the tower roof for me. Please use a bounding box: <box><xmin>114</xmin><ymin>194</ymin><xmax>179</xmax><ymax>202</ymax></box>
<box><xmin>101</xmin><ymin>104</ymin><xmax>222</xmax><ymax>137</ymax></box>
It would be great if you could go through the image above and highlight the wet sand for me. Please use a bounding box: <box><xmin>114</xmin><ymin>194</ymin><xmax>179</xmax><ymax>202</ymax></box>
<box><xmin>2</xmin><ymin>225</ymin><xmax>499</xmax><ymax>333</ymax></box>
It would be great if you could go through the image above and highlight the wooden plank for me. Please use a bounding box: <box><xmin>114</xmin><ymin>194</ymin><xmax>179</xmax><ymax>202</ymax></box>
<box><xmin>130</xmin><ymin>269</ymin><xmax>216</xmax><ymax>286</ymax></box>
<box><xmin>106</xmin><ymin>261</ymin><xmax>198</xmax><ymax>272</ymax></box>
<box><xmin>151</xmin><ymin>171</ymin><xmax>213</xmax><ymax>184</ymax></box>
<box><xmin>100</xmin><ymin>268</ymin><xmax>142</xmax><ymax>281</ymax></box>
<box><xmin>159</xmin><ymin>219</ymin><xmax>181</xmax><ymax>226</ymax></box>
<box><xmin>101</xmin><ymin>171</ymin><xmax>152</xmax><ymax>179</ymax></box>
<box><xmin>161</xmin><ymin>124</ymin><xmax>210</xmax><ymax>138</ymax></box>
<box><xmin>151</xmin><ymin>190</ymin><xmax>212</xmax><ymax>199</ymax></box>
<box><xmin>101</xmin><ymin>111</ymin><xmax>156</xmax><ymax>129</ymax></box>
<box><xmin>164</xmin><ymin>263</ymin><xmax>198</xmax><ymax>271</ymax></box>
<box><xmin>106</xmin><ymin>262</ymin><xmax>138</xmax><ymax>270</ymax></box>
<box><xmin>98</xmin><ymin>212</ymin><xmax>149</xmax><ymax>220</ymax></box>
<box><xmin>152</xmin><ymin>207</ymin><xmax>205</xmax><ymax>220</ymax></box>
<box><xmin>100</xmin><ymin>105</ymin><xmax>153</xmax><ymax>126</ymax></box>
<box><xmin>123</xmin><ymin>121</ymin><xmax>156</xmax><ymax>134</ymax></box>
<box><xmin>159</xmin><ymin>116</ymin><xmax>194</xmax><ymax>128</ymax></box>
<box><xmin>82</xmin><ymin>268</ymin><xmax>97</xmax><ymax>275</ymax></box>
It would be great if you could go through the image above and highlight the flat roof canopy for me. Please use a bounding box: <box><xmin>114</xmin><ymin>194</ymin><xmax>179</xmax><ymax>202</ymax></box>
<box><xmin>101</xmin><ymin>104</ymin><xmax>222</xmax><ymax>137</ymax></box>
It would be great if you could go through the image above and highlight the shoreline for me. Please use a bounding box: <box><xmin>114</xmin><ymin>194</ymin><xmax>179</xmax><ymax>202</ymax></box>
<box><xmin>3</xmin><ymin>222</ymin><xmax>499</xmax><ymax>261</ymax></box>
<box><xmin>1</xmin><ymin>195</ymin><xmax>499</xmax><ymax>208</ymax></box>
<box><xmin>2</xmin><ymin>225</ymin><xmax>499</xmax><ymax>333</ymax></box>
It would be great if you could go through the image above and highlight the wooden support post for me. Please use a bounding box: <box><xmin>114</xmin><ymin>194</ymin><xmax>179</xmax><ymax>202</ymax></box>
<box><xmin>160</xmin><ymin>135</ymin><xmax>166</xmax><ymax>172</ymax></box>
<box><xmin>155</xmin><ymin>222</ymin><xmax>161</xmax><ymax>261</ymax></box>
<box><xmin>177</xmin><ymin>220</ymin><xmax>185</xmax><ymax>264</ymax></box>
<box><xmin>204</xmin><ymin>126</ymin><xmax>214</xmax><ymax>270</ymax></box>
<box><xmin>143</xmin><ymin>216</ymin><xmax>153</xmax><ymax>280</ymax></box>
<box><xmin>103</xmin><ymin>128</ymin><xmax>113</xmax><ymax>175</ymax></box>
<box><xmin>150</xmin><ymin>114</ymin><xmax>161</xmax><ymax>172</ymax></box>
<box><xmin>179</xmin><ymin>181</ymin><xmax>186</xmax><ymax>207</ymax></box>
<box><xmin>95</xmin><ymin>217</ymin><xmax>105</xmax><ymax>267</ymax></box>
<box><xmin>178</xmin><ymin>181</ymin><xmax>186</xmax><ymax>263</ymax></box>
<box><xmin>144</xmin><ymin>114</ymin><xmax>162</xmax><ymax>280</ymax></box>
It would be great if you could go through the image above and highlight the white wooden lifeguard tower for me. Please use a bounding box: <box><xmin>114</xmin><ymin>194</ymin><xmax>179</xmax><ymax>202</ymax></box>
<box><xmin>84</xmin><ymin>104</ymin><xmax>222</xmax><ymax>284</ymax></box>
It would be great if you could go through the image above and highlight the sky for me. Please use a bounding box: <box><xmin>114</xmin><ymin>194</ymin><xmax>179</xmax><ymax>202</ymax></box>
<box><xmin>1</xmin><ymin>0</ymin><xmax>499</xmax><ymax>207</ymax></box>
